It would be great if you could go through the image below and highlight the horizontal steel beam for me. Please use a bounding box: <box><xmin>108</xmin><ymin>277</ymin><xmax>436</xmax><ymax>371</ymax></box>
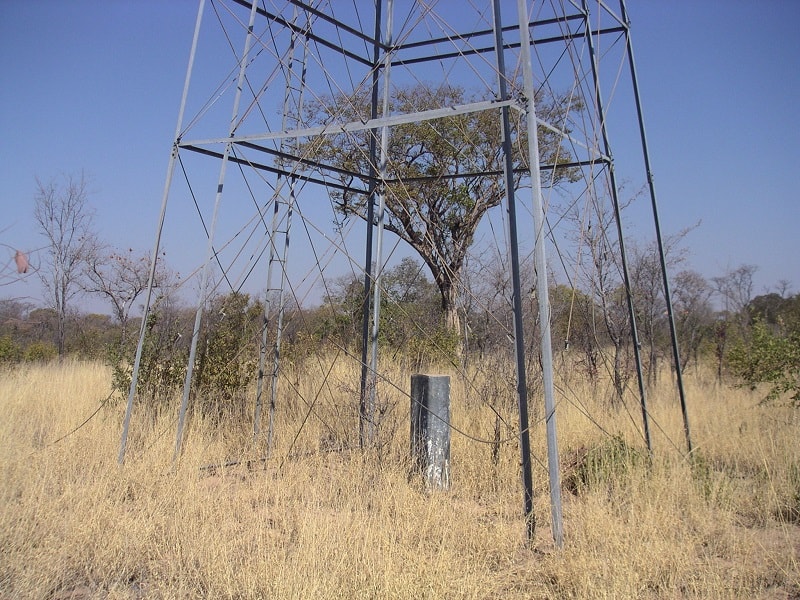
<box><xmin>178</xmin><ymin>98</ymin><xmax>519</xmax><ymax>146</ymax></box>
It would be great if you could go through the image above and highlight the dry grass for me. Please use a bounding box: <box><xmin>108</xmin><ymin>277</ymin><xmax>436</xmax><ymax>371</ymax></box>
<box><xmin>1</xmin><ymin>358</ymin><xmax>798</xmax><ymax>599</ymax></box>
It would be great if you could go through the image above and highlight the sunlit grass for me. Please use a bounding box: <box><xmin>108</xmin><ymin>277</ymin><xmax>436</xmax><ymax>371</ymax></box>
<box><xmin>0</xmin><ymin>358</ymin><xmax>797</xmax><ymax>598</ymax></box>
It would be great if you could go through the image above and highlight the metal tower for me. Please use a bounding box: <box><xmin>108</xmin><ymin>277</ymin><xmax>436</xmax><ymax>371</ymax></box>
<box><xmin>119</xmin><ymin>0</ymin><xmax>691</xmax><ymax>546</ymax></box>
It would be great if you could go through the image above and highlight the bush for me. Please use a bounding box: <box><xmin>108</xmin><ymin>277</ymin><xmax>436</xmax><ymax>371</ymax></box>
<box><xmin>108</xmin><ymin>299</ymin><xmax>190</xmax><ymax>409</ymax></box>
<box><xmin>194</xmin><ymin>292</ymin><xmax>260</xmax><ymax>423</ymax></box>
<box><xmin>563</xmin><ymin>434</ymin><xmax>644</xmax><ymax>495</ymax></box>
<box><xmin>728</xmin><ymin>319</ymin><xmax>800</xmax><ymax>406</ymax></box>
<box><xmin>0</xmin><ymin>335</ymin><xmax>22</xmax><ymax>364</ymax></box>
<box><xmin>24</xmin><ymin>341</ymin><xmax>58</xmax><ymax>362</ymax></box>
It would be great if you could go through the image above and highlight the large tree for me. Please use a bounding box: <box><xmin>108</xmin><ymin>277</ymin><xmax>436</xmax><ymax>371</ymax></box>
<box><xmin>302</xmin><ymin>83</ymin><xmax>580</xmax><ymax>337</ymax></box>
<box><xmin>33</xmin><ymin>173</ymin><xmax>97</xmax><ymax>357</ymax></box>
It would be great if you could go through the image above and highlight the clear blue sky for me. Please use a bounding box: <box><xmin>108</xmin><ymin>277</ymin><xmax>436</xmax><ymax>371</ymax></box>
<box><xmin>1</xmin><ymin>1</ymin><xmax>799</xmax><ymax>311</ymax></box>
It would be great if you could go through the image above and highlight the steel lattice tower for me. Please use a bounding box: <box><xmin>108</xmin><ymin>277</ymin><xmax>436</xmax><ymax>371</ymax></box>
<box><xmin>119</xmin><ymin>0</ymin><xmax>690</xmax><ymax>546</ymax></box>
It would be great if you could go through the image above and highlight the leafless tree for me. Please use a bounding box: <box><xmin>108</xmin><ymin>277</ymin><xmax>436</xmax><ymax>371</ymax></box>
<box><xmin>672</xmin><ymin>269</ymin><xmax>714</xmax><ymax>371</ymax></box>
<box><xmin>774</xmin><ymin>279</ymin><xmax>792</xmax><ymax>299</ymax></box>
<box><xmin>33</xmin><ymin>173</ymin><xmax>97</xmax><ymax>357</ymax></box>
<box><xmin>711</xmin><ymin>263</ymin><xmax>758</xmax><ymax>381</ymax></box>
<box><xmin>575</xmin><ymin>194</ymin><xmax>633</xmax><ymax>405</ymax></box>
<box><xmin>629</xmin><ymin>229</ymin><xmax>691</xmax><ymax>387</ymax></box>
<box><xmin>83</xmin><ymin>247</ymin><xmax>171</xmax><ymax>345</ymax></box>
<box><xmin>712</xmin><ymin>264</ymin><xmax>757</xmax><ymax>318</ymax></box>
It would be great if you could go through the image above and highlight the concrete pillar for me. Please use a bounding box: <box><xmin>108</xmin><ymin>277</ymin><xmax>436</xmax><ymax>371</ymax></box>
<box><xmin>410</xmin><ymin>374</ymin><xmax>450</xmax><ymax>489</ymax></box>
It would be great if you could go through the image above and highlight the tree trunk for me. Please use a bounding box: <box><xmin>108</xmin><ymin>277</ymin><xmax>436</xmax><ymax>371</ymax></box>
<box><xmin>57</xmin><ymin>312</ymin><xmax>66</xmax><ymax>358</ymax></box>
<box><xmin>440</xmin><ymin>280</ymin><xmax>463</xmax><ymax>359</ymax></box>
<box><xmin>716</xmin><ymin>322</ymin><xmax>727</xmax><ymax>384</ymax></box>
<box><xmin>612</xmin><ymin>342</ymin><xmax>624</xmax><ymax>406</ymax></box>
<box><xmin>56</xmin><ymin>290</ymin><xmax>66</xmax><ymax>358</ymax></box>
<box><xmin>441</xmin><ymin>282</ymin><xmax>461</xmax><ymax>337</ymax></box>
<box><xmin>647</xmin><ymin>341</ymin><xmax>658</xmax><ymax>388</ymax></box>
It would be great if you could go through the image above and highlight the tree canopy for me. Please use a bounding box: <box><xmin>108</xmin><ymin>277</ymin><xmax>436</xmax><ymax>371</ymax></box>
<box><xmin>301</xmin><ymin>83</ymin><xmax>581</xmax><ymax>336</ymax></box>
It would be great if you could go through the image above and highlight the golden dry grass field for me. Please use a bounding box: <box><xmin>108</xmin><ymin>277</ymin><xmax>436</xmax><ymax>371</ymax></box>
<box><xmin>1</xmin><ymin>359</ymin><xmax>798</xmax><ymax>599</ymax></box>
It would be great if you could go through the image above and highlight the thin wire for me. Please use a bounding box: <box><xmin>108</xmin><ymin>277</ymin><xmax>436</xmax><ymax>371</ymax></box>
<box><xmin>29</xmin><ymin>390</ymin><xmax>115</xmax><ymax>455</ymax></box>
<box><xmin>177</xmin><ymin>153</ymin><xmax>234</xmax><ymax>291</ymax></box>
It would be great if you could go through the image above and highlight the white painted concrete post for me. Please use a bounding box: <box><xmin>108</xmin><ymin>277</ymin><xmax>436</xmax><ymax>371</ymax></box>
<box><xmin>410</xmin><ymin>374</ymin><xmax>451</xmax><ymax>489</ymax></box>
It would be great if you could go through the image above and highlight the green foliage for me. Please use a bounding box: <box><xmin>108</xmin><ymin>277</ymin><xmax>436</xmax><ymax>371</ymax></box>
<box><xmin>728</xmin><ymin>319</ymin><xmax>800</xmax><ymax>406</ymax></box>
<box><xmin>24</xmin><ymin>341</ymin><xmax>58</xmax><ymax>362</ymax></box>
<box><xmin>194</xmin><ymin>292</ymin><xmax>260</xmax><ymax>423</ymax></box>
<box><xmin>302</xmin><ymin>83</ymin><xmax>582</xmax><ymax>338</ymax></box>
<box><xmin>108</xmin><ymin>297</ymin><xmax>189</xmax><ymax>408</ymax></box>
<box><xmin>404</xmin><ymin>322</ymin><xmax>460</xmax><ymax>371</ymax></box>
<box><xmin>310</xmin><ymin>258</ymin><xmax>448</xmax><ymax>367</ymax></box>
<box><xmin>548</xmin><ymin>284</ymin><xmax>602</xmax><ymax>379</ymax></box>
<box><xmin>747</xmin><ymin>292</ymin><xmax>800</xmax><ymax>330</ymax></box>
<box><xmin>563</xmin><ymin>434</ymin><xmax>644</xmax><ymax>495</ymax></box>
<box><xmin>380</xmin><ymin>258</ymin><xmax>446</xmax><ymax>365</ymax></box>
<box><xmin>108</xmin><ymin>292</ymin><xmax>260</xmax><ymax>422</ymax></box>
<box><xmin>316</xmin><ymin>275</ymin><xmax>366</xmax><ymax>352</ymax></box>
<box><xmin>0</xmin><ymin>335</ymin><xmax>22</xmax><ymax>364</ymax></box>
<box><xmin>69</xmin><ymin>314</ymin><xmax>117</xmax><ymax>360</ymax></box>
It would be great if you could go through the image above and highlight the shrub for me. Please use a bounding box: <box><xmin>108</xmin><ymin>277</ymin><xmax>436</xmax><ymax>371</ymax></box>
<box><xmin>108</xmin><ymin>299</ymin><xmax>190</xmax><ymax>409</ymax></box>
<box><xmin>563</xmin><ymin>434</ymin><xmax>644</xmax><ymax>495</ymax></box>
<box><xmin>193</xmin><ymin>292</ymin><xmax>260</xmax><ymax>424</ymax></box>
<box><xmin>0</xmin><ymin>335</ymin><xmax>22</xmax><ymax>364</ymax></box>
<box><xmin>24</xmin><ymin>341</ymin><xmax>58</xmax><ymax>362</ymax></box>
<box><xmin>728</xmin><ymin>319</ymin><xmax>800</xmax><ymax>406</ymax></box>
